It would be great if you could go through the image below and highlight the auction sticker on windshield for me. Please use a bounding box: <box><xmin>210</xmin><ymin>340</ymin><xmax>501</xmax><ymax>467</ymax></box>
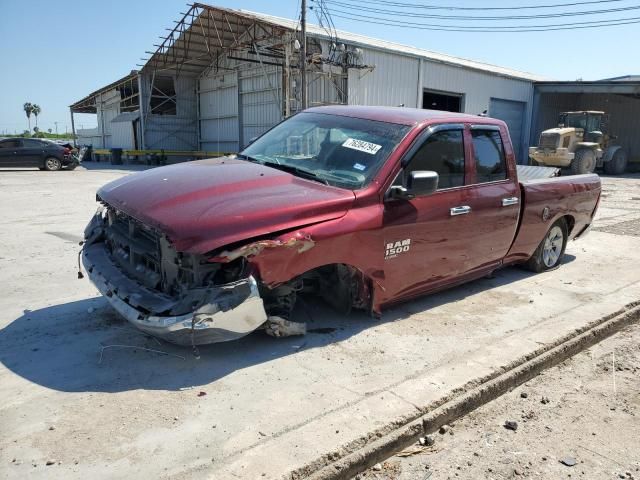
<box><xmin>342</xmin><ymin>138</ymin><xmax>382</xmax><ymax>155</ymax></box>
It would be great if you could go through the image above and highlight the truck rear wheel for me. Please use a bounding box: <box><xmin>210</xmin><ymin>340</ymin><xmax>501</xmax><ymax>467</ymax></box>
<box><xmin>525</xmin><ymin>218</ymin><xmax>568</xmax><ymax>273</ymax></box>
<box><xmin>570</xmin><ymin>149</ymin><xmax>596</xmax><ymax>175</ymax></box>
<box><xmin>603</xmin><ymin>149</ymin><xmax>628</xmax><ymax>175</ymax></box>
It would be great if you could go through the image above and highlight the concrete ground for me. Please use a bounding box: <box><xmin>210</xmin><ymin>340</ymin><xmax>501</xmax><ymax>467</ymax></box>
<box><xmin>0</xmin><ymin>165</ymin><xmax>639</xmax><ymax>479</ymax></box>
<box><xmin>363</xmin><ymin>322</ymin><xmax>640</xmax><ymax>480</ymax></box>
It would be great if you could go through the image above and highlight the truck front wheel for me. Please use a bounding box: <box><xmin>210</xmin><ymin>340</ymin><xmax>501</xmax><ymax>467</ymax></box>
<box><xmin>570</xmin><ymin>149</ymin><xmax>596</xmax><ymax>175</ymax></box>
<box><xmin>603</xmin><ymin>149</ymin><xmax>628</xmax><ymax>175</ymax></box>
<box><xmin>525</xmin><ymin>218</ymin><xmax>568</xmax><ymax>273</ymax></box>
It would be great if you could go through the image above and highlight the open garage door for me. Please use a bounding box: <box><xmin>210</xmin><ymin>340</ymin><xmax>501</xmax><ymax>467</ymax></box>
<box><xmin>532</xmin><ymin>81</ymin><xmax>640</xmax><ymax>171</ymax></box>
<box><xmin>490</xmin><ymin>98</ymin><xmax>526</xmax><ymax>163</ymax></box>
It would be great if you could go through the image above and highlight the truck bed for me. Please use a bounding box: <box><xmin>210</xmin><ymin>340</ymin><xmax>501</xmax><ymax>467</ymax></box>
<box><xmin>506</xmin><ymin>173</ymin><xmax>601</xmax><ymax>263</ymax></box>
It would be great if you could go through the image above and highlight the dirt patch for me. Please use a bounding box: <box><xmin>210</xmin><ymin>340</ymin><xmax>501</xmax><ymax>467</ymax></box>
<box><xmin>363</xmin><ymin>323</ymin><xmax>640</xmax><ymax>480</ymax></box>
<box><xmin>593</xmin><ymin>218</ymin><xmax>640</xmax><ymax>237</ymax></box>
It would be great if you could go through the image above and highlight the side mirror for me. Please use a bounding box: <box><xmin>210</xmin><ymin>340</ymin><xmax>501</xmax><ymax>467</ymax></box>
<box><xmin>389</xmin><ymin>171</ymin><xmax>439</xmax><ymax>199</ymax></box>
<box><xmin>408</xmin><ymin>171</ymin><xmax>439</xmax><ymax>196</ymax></box>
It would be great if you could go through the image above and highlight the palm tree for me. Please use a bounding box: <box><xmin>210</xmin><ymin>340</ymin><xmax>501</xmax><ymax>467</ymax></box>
<box><xmin>23</xmin><ymin>102</ymin><xmax>33</xmax><ymax>130</ymax></box>
<box><xmin>32</xmin><ymin>104</ymin><xmax>41</xmax><ymax>129</ymax></box>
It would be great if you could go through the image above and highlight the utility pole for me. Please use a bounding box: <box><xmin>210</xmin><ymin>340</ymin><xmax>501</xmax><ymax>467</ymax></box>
<box><xmin>301</xmin><ymin>0</ymin><xmax>307</xmax><ymax>110</ymax></box>
<box><xmin>54</xmin><ymin>122</ymin><xmax>59</xmax><ymax>135</ymax></box>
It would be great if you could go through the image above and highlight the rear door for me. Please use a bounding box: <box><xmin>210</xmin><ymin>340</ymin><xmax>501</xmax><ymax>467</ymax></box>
<box><xmin>382</xmin><ymin>124</ymin><xmax>475</xmax><ymax>300</ymax></box>
<box><xmin>0</xmin><ymin>139</ymin><xmax>23</xmax><ymax>167</ymax></box>
<box><xmin>460</xmin><ymin>125</ymin><xmax>520</xmax><ymax>272</ymax></box>
<box><xmin>22</xmin><ymin>139</ymin><xmax>47</xmax><ymax>166</ymax></box>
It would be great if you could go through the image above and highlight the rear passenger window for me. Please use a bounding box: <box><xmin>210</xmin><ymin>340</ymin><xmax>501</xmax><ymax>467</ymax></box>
<box><xmin>405</xmin><ymin>130</ymin><xmax>465</xmax><ymax>189</ymax></box>
<box><xmin>23</xmin><ymin>139</ymin><xmax>44</xmax><ymax>147</ymax></box>
<box><xmin>472</xmin><ymin>129</ymin><xmax>506</xmax><ymax>183</ymax></box>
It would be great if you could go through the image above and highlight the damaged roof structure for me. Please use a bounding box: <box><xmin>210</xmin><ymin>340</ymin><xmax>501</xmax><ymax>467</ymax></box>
<box><xmin>70</xmin><ymin>2</ymin><xmax>546</xmax><ymax>161</ymax></box>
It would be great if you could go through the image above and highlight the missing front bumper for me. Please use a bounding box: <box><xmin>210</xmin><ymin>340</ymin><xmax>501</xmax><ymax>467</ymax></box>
<box><xmin>82</xmin><ymin>243</ymin><xmax>268</xmax><ymax>345</ymax></box>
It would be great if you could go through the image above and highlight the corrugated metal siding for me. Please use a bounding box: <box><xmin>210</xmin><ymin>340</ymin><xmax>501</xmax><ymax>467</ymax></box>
<box><xmin>199</xmin><ymin>71</ymin><xmax>239</xmax><ymax>152</ymax></box>
<box><xmin>198</xmin><ymin>60</ymin><xmax>283</xmax><ymax>152</ymax></box>
<box><xmin>141</xmin><ymin>73</ymin><xmax>198</xmax><ymax>151</ymax></box>
<box><xmin>109</xmin><ymin>120</ymin><xmax>135</xmax><ymax>149</ymax></box>
<box><xmin>76</xmin><ymin>128</ymin><xmax>102</xmax><ymax>147</ymax></box>
<box><xmin>489</xmin><ymin>98</ymin><xmax>527</xmax><ymax>163</ymax></box>
<box><xmin>533</xmin><ymin>92</ymin><xmax>640</xmax><ymax>162</ymax></box>
<box><xmin>531</xmin><ymin>93</ymin><xmax>579</xmax><ymax>144</ymax></box>
<box><xmin>348</xmin><ymin>48</ymin><xmax>420</xmax><ymax>107</ymax></box>
<box><xmin>239</xmin><ymin>66</ymin><xmax>282</xmax><ymax>148</ymax></box>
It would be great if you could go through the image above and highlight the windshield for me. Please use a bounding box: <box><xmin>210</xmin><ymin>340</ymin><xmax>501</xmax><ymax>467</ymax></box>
<box><xmin>562</xmin><ymin>113</ymin><xmax>587</xmax><ymax>130</ymax></box>
<box><xmin>239</xmin><ymin>112</ymin><xmax>410</xmax><ymax>189</ymax></box>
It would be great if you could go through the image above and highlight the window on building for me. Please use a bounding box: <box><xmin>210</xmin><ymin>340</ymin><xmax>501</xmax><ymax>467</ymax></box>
<box><xmin>404</xmin><ymin>129</ymin><xmax>465</xmax><ymax>189</ymax></box>
<box><xmin>471</xmin><ymin>129</ymin><xmax>507</xmax><ymax>183</ymax></box>
<box><xmin>150</xmin><ymin>76</ymin><xmax>177</xmax><ymax>115</ymax></box>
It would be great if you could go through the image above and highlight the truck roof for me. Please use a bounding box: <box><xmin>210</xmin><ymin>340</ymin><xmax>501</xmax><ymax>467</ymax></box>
<box><xmin>305</xmin><ymin>105</ymin><xmax>506</xmax><ymax>127</ymax></box>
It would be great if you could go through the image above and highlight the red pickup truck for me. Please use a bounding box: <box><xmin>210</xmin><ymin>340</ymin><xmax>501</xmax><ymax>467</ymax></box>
<box><xmin>81</xmin><ymin>106</ymin><xmax>601</xmax><ymax>346</ymax></box>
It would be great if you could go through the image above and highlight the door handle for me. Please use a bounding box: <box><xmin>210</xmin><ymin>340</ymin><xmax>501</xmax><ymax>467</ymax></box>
<box><xmin>502</xmin><ymin>197</ymin><xmax>519</xmax><ymax>207</ymax></box>
<box><xmin>450</xmin><ymin>205</ymin><xmax>471</xmax><ymax>216</ymax></box>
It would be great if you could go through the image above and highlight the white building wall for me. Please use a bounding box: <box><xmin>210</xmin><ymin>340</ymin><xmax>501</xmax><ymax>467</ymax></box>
<box><xmin>76</xmin><ymin>128</ymin><xmax>102</xmax><ymax>147</ymax></box>
<box><xmin>420</xmin><ymin>60</ymin><xmax>534</xmax><ymax>157</ymax></box>
<box><xmin>199</xmin><ymin>70</ymin><xmax>240</xmax><ymax>152</ymax></box>
<box><xmin>193</xmin><ymin>38</ymin><xmax>535</xmax><ymax>157</ymax></box>
<box><xmin>110</xmin><ymin>120</ymin><xmax>136</xmax><ymax>150</ymax></box>
<box><xmin>99</xmin><ymin>89</ymin><xmax>120</xmax><ymax>149</ymax></box>
<box><xmin>198</xmin><ymin>56</ymin><xmax>283</xmax><ymax>152</ymax></box>
<box><xmin>347</xmin><ymin>47</ymin><xmax>535</xmax><ymax>156</ymax></box>
<box><xmin>348</xmin><ymin>48</ymin><xmax>421</xmax><ymax>108</ymax></box>
<box><xmin>420</xmin><ymin>60</ymin><xmax>534</xmax><ymax>118</ymax></box>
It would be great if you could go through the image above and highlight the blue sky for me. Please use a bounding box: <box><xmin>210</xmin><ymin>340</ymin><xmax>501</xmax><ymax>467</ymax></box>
<box><xmin>0</xmin><ymin>0</ymin><xmax>638</xmax><ymax>133</ymax></box>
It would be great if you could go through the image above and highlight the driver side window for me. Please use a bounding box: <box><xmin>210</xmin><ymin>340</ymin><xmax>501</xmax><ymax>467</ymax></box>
<box><xmin>402</xmin><ymin>129</ymin><xmax>465</xmax><ymax>189</ymax></box>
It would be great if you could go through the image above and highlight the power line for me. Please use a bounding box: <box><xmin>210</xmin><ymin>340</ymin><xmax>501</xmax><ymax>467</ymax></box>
<box><xmin>320</xmin><ymin>0</ymin><xmax>640</xmax><ymax>20</ymax></box>
<box><xmin>324</xmin><ymin>0</ymin><xmax>628</xmax><ymax>10</ymax></box>
<box><xmin>328</xmin><ymin>10</ymin><xmax>640</xmax><ymax>31</ymax></box>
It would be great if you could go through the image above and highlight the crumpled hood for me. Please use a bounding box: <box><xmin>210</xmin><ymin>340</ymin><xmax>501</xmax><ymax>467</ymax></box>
<box><xmin>97</xmin><ymin>157</ymin><xmax>356</xmax><ymax>254</ymax></box>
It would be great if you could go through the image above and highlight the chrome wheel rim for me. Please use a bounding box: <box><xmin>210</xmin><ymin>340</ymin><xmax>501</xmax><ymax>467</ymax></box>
<box><xmin>542</xmin><ymin>225</ymin><xmax>564</xmax><ymax>267</ymax></box>
<box><xmin>46</xmin><ymin>158</ymin><xmax>59</xmax><ymax>170</ymax></box>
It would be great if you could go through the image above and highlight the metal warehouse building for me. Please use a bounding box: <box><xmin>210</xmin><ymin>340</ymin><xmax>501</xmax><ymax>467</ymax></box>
<box><xmin>71</xmin><ymin>3</ymin><xmax>546</xmax><ymax>163</ymax></box>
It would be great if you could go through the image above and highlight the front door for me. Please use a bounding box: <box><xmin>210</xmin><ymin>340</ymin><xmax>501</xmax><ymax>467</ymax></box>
<box><xmin>0</xmin><ymin>139</ymin><xmax>22</xmax><ymax>167</ymax></box>
<box><xmin>382</xmin><ymin>125</ymin><xmax>475</xmax><ymax>301</ymax></box>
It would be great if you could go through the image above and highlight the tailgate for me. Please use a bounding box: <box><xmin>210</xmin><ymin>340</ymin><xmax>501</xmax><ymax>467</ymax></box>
<box><xmin>506</xmin><ymin>173</ymin><xmax>601</xmax><ymax>262</ymax></box>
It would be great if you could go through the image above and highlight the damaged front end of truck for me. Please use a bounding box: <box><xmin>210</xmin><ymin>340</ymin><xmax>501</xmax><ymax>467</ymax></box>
<box><xmin>81</xmin><ymin>202</ymin><xmax>272</xmax><ymax>346</ymax></box>
<box><xmin>80</xmin><ymin>199</ymin><xmax>365</xmax><ymax>346</ymax></box>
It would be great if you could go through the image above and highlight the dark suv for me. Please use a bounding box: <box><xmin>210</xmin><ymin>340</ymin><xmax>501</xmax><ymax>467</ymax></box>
<box><xmin>0</xmin><ymin>138</ymin><xmax>79</xmax><ymax>171</ymax></box>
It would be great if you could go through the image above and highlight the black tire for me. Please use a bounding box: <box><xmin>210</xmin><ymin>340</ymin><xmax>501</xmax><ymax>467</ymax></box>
<box><xmin>43</xmin><ymin>157</ymin><xmax>62</xmax><ymax>171</ymax></box>
<box><xmin>603</xmin><ymin>149</ymin><xmax>628</xmax><ymax>175</ymax></box>
<box><xmin>65</xmin><ymin>164</ymin><xmax>78</xmax><ymax>171</ymax></box>
<box><xmin>570</xmin><ymin>149</ymin><xmax>596</xmax><ymax>175</ymax></box>
<box><xmin>524</xmin><ymin>218</ymin><xmax>568</xmax><ymax>273</ymax></box>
